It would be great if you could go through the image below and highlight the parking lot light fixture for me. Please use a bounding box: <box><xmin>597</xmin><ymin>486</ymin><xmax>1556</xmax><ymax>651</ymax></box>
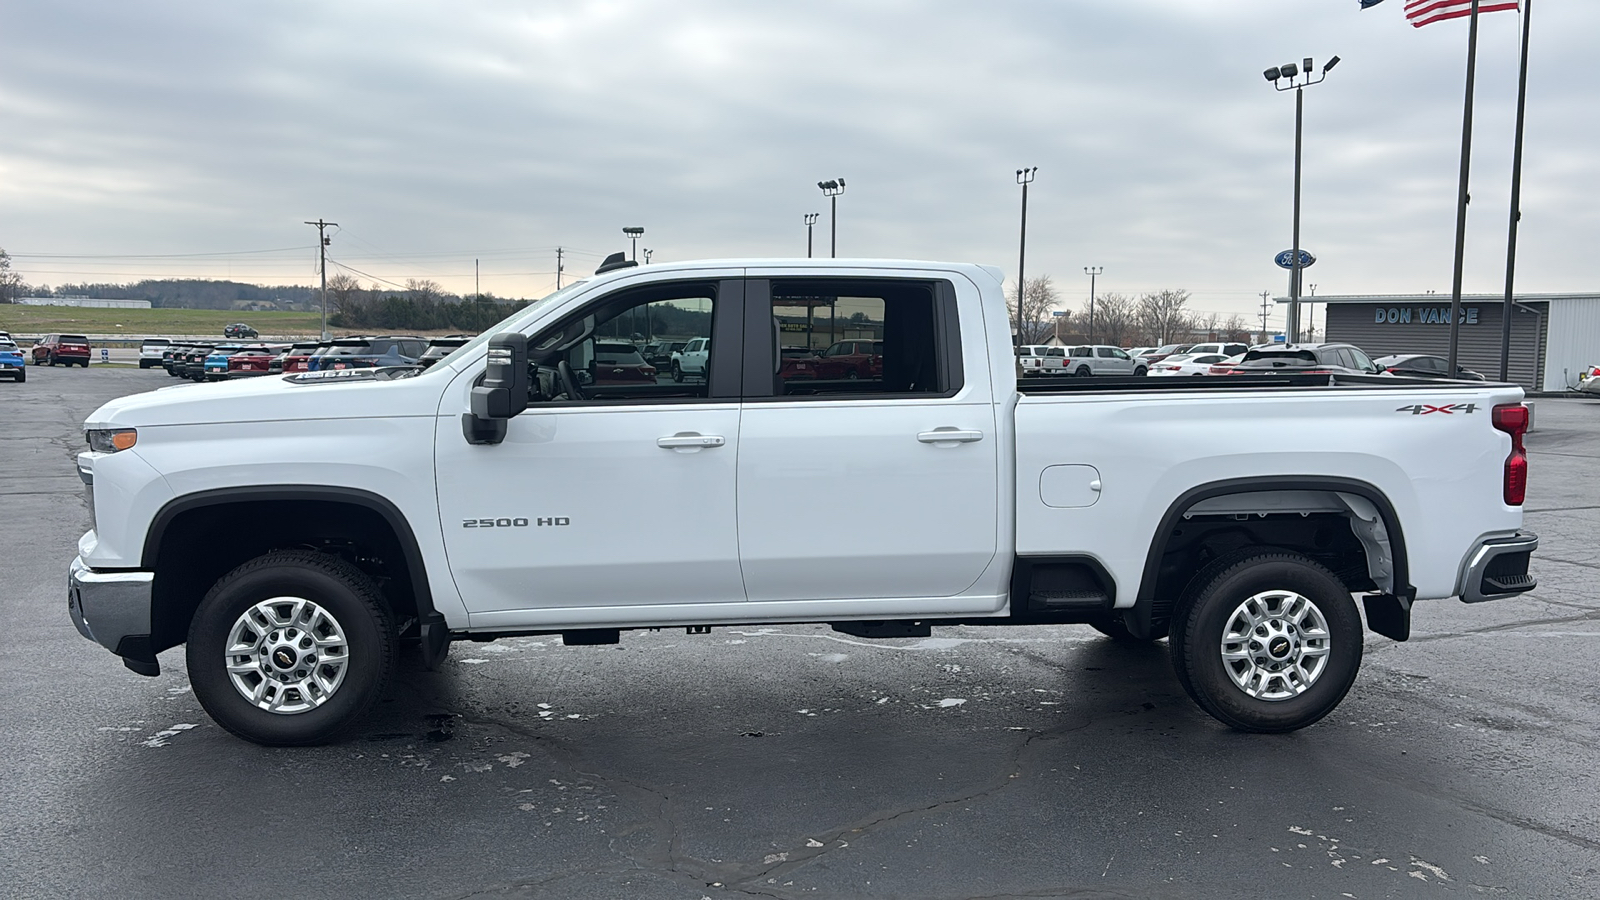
<box><xmin>623</xmin><ymin>226</ymin><xmax>645</xmax><ymax>261</ymax></box>
<box><xmin>1265</xmin><ymin>52</ymin><xmax>1338</xmax><ymax>343</ymax></box>
<box><xmin>818</xmin><ymin>180</ymin><xmax>845</xmax><ymax>257</ymax></box>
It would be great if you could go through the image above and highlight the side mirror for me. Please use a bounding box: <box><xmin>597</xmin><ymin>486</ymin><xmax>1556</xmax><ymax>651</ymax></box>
<box><xmin>463</xmin><ymin>333</ymin><xmax>528</xmax><ymax>445</ymax></box>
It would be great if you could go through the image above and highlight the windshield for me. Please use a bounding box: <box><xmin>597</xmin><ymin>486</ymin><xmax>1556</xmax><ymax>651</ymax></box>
<box><xmin>594</xmin><ymin>343</ymin><xmax>646</xmax><ymax>365</ymax></box>
<box><xmin>1239</xmin><ymin>349</ymin><xmax>1318</xmax><ymax>367</ymax></box>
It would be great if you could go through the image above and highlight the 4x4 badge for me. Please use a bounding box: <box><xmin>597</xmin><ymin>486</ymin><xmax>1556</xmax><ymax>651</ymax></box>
<box><xmin>1395</xmin><ymin>403</ymin><xmax>1478</xmax><ymax>415</ymax></box>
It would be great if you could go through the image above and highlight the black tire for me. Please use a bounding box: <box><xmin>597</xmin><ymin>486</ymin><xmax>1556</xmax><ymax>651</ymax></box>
<box><xmin>1134</xmin><ymin>366</ymin><xmax>1147</xmax><ymax>377</ymax></box>
<box><xmin>1074</xmin><ymin>366</ymin><xmax>1092</xmax><ymax>377</ymax></box>
<box><xmin>14</xmin><ymin>371</ymin><xmax>24</xmax><ymax>382</ymax></box>
<box><xmin>672</xmin><ymin>362</ymin><xmax>683</xmax><ymax>383</ymax></box>
<box><xmin>1169</xmin><ymin>550</ymin><xmax>1362</xmax><ymax>733</ymax></box>
<box><xmin>187</xmin><ymin>550</ymin><xmax>395</xmax><ymax>746</ymax></box>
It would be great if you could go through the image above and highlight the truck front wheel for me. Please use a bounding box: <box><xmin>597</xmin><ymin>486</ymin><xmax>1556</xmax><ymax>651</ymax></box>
<box><xmin>1169</xmin><ymin>551</ymin><xmax>1361</xmax><ymax>733</ymax></box>
<box><xmin>187</xmin><ymin>550</ymin><xmax>395</xmax><ymax>746</ymax></box>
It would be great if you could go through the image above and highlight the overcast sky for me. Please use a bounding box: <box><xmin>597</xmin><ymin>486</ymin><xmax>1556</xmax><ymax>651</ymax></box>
<box><xmin>2</xmin><ymin>0</ymin><xmax>1595</xmax><ymax>323</ymax></box>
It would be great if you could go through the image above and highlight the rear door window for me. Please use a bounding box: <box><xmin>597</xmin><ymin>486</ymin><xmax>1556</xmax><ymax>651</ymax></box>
<box><xmin>760</xmin><ymin>277</ymin><xmax>958</xmax><ymax>399</ymax></box>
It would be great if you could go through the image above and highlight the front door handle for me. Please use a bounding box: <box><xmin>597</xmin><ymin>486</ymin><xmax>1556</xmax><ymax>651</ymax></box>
<box><xmin>917</xmin><ymin>428</ymin><xmax>984</xmax><ymax>444</ymax></box>
<box><xmin>658</xmin><ymin>432</ymin><xmax>726</xmax><ymax>450</ymax></box>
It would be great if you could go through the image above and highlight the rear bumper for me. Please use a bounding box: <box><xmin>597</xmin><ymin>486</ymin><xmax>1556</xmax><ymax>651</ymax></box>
<box><xmin>1457</xmin><ymin>531</ymin><xmax>1539</xmax><ymax>603</ymax></box>
<box><xmin>68</xmin><ymin>556</ymin><xmax>159</xmax><ymax>675</ymax></box>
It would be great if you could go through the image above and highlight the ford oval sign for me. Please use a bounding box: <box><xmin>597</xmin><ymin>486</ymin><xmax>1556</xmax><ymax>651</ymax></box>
<box><xmin>1275</xmin><ymin>249</ymin><xmax>1316</xmax><ymax>269</ymax></box>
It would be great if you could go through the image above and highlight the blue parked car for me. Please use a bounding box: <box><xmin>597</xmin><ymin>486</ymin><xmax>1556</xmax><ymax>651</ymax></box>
<box><xmin>199</xmin><ymin>344</ymin><xmax>251</xmax><ymax>382</ymax></box>
<box><xmin>315</xmin><ymin>336</ymin><xmax>428</xmax><ymax>371</ymax></box>
<box><xmin>0</xmin><ymin>338</ymin><xmax>27</xmax><ymax>382</ymax></box>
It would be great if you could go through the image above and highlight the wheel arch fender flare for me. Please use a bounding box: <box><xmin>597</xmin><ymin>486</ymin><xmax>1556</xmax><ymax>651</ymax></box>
<box><xmin>1128</xmin><ymin>476</ymin><xmax>1412</xmax><ymax>639</ymax></box>
<box><xmin>141</xmin><ymin>485</ymin><xmax>440</xmax><ymax>624</ymax></box>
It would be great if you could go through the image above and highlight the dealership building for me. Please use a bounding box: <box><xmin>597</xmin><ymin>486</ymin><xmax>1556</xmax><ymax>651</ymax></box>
<box><xmin>1282</xmin><ymin>292</ymin><xmax>1600</xmax><ymax>391</ymax></box>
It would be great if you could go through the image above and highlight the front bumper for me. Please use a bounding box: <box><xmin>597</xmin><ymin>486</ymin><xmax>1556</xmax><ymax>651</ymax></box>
<box><xmin>1457</xmin><ymin>531</ymin><xmax>1539</xmax><ymax>603</ymax></box>
<box><xmin>68</xmin><ymin>556</ymin><xmax>159</xmax><ymax>675</ymax></box>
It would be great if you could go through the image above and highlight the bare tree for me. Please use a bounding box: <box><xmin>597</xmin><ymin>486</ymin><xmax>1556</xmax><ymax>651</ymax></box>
<box><xmin>406</xmin><ymin>278</ymin><xmax>443</xmax><ymax>304</ymax></box>
<box><xmin>1222</xmin><ymin>314</ymin><xmax>1252</xmax><ymax>343</ymax></box>
<box><xmin>1085</xmin><ymin>291</ymin><xmax>1136</xmax><ymax>347</ymax></box>
<box><xmin>1137</xmin><ymin>289</ymin><xmax>1193</xmax><ymax>346</ymax></box>
<box><xmin>1008</xmin><ymin>275</ymin><xmax>1061</xmax><ymax>345</ymax></box>
<box><xmin>0</xmin><ymin>248</ymin><xmax>24</xmax><ymax>303</ymax></box>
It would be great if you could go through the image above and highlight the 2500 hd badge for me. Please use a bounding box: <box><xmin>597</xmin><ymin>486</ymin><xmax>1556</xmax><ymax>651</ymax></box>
<box><xmin>462</xmin><ymin>516</ymin><xmax>571</xmax><ymax>527</ymax></box>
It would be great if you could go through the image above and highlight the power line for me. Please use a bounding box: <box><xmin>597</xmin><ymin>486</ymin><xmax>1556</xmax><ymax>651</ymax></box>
<box><xmin>8</xmin><ymin>246</ymin><xmax>316</xmax><ymax>260</ymax></box>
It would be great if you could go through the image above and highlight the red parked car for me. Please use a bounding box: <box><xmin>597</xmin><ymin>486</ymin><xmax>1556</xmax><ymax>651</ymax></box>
<box><xmin>226</xmin><ymin>347</ymin><xmax>283</xmax><ymax>377</ymax></box>
<box><xmin>279</xmin><ymin>341</ymin><xmax>328</xmax><ymax>373</ymax></box>
<box><xmin>33</xmin><ymin>334</ymin><xmax>92</xmax><ymax>367</ymax></box>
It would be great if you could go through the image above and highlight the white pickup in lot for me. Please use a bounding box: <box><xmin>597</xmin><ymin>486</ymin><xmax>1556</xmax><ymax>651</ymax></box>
<box><xmin>70</xmin><ymin>257</ymin><xmax>1537</xmax><ymax>745</ymax></box>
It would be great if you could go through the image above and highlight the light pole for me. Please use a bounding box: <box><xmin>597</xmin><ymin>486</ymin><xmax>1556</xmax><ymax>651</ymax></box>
<box><xmin>642</xmin><ymin>248</ymin><xmax>653</xmax><ymax>265</ymax></box>
<box><xmin>1264</xmin><ymin>55</ymin><xmax>1339</xmax><ymax>345</ymax></box>
<box><xmin>622</xmin><ymin>226</ymin><xmax>644</xmax><ymax>261</ymax></box>
<box><xmin>1015</xmin><ymin>167</ymin><xmax>1037</xmax><ymax>348</ymax></box>
<box><xmin>1084</xmin><ymin>266</ymin><xmax>1103</xmax><ymax>344</ymax></box>
<box><xmin>804</xmin><ymin>212</ymin><xmax>819</xmax><ymax>258</ymax></box>
<box><xmin>817</xmin><ymin>179</ymin><xmax>845</xmax><ymax>257</ymax></box>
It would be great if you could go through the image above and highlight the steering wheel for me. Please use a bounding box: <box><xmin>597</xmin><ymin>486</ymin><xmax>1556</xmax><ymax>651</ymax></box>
<box><xmin>557</xmin><ymin>360</ymin><xmax>587</xmax><ymax>401</ymax></box>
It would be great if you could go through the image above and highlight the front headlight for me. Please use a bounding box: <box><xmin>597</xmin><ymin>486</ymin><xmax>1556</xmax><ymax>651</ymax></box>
<box><xmin>86</xmin><ymin>428</ymin><xmax>137</xmax><ymax>453</ymax></box>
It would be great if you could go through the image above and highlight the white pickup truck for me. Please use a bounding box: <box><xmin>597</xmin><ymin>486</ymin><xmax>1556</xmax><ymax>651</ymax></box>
<box><xmin>69</xmin><ymin>257</ymin><xmax>1538</xmax><ymax>746</ymax></box>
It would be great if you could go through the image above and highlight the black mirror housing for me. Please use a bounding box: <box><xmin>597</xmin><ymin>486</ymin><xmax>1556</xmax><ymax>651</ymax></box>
<box><xmin>464</xmin><ymin>333</ymin><xmax>528</xmax><ymax>445</ymax></box>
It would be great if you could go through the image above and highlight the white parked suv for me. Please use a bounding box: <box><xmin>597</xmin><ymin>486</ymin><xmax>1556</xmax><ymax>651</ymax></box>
<box><xmin>138</xmin><ymin>339</ymin><xmax>171</xmax><ymax>369</ymax></box>
<box><xmin>670</xmin><ymin>337</ymin><xmax>710</xmax><ymax>381</ymax></box>
<box><xmin>1062</xmin><ymin>345</ymin><xmax>1145</xmax><ymax>377</ymax></box>
<box><xmin>68</xmin><ymin>257</ymin><xmax>1538</xmax><ymax>745</ymax></box>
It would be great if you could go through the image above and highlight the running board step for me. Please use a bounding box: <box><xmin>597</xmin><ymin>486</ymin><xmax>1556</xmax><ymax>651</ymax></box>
<box><xmin>831</xmin><ymin>620</ymin><xmax>931</xmax><ymax>639</ymax></box>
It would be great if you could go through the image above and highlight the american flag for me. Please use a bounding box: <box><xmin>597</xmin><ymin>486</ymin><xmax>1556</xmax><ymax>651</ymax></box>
<box><xmin>1404</xmin><ymin>0</ymin><xmax>1519</xmax><ymax>28</ymax></box>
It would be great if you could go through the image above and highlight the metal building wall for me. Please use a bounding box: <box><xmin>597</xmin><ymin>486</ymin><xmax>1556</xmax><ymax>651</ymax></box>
<box><xmin>1544</xmin><ymin>299</ymin><xmax>1600</xmax><ymax>391</ymax></box>
<box><xmin>1323</xmin><ymin>300</ymin><xmax>1548</xmax><ymax>389</ymax></box>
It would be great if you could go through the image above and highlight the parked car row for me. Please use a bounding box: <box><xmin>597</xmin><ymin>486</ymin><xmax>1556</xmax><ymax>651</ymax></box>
<box><xmin>150</xmin><ymin>335</ymin><xmax>474</xmax><ymax>382</ymax></box>
<box><xmin>1022</xmin><ymin>341</ymin><xmax>1497</xmax><ymax>382</ymax></box>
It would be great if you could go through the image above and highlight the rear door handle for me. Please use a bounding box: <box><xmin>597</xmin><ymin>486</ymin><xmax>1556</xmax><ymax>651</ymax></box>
<box><xmin>657</xmin><ymin>432</ymin><xmax>726</xmax><ymax>449</ymax></box>
<box><xmin>917</xmin><ymin>428</ymin><xmax>984</xmax><ymax>444</ymax></box>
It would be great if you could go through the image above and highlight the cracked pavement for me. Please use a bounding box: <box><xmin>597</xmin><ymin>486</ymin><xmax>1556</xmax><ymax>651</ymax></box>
<box><xmin>3</xmin><ymin>367</ymin><xmax>1597</xmax><ymax>898</ymax></box>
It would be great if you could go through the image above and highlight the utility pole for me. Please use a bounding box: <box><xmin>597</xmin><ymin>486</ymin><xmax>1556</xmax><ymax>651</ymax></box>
<box><xmin>475</xmin><ymin>258</ymin><xmax>480</xmax><ymax>300</ymax></box>
<box><xmin>556</xmin><ymin>247</ymin><xmax>564</xmax><ymax>290</ymax></box>
<box><xmin>1015</xmin><ymin>167</ymin><xmax>1037</xmax><ymax>348</ymax></box>
<box><xmin>304</xmin><ymin>218</ymin><xmax>336</xmax><ymax>339</ymax></box>
<box><xmin>1084</xmin><ymin>266</ymin><xmax>1103</xmax><ymax>344</ymax></box>
<box><xmin>1259</xmin><ymin>291</ymin><xmax>1272</xmax><ymax>344</ymax></box>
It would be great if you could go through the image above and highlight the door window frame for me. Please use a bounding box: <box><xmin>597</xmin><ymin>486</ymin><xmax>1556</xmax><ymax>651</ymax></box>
<box><xmin>739</xmin><ymin>277</ymin><xmax>964</xmax><ymax>401</ymax></box>
<box><xmin>513</xmin><ymin>278</ymin><xmax>745</xmax><ymax>407</ymax></box>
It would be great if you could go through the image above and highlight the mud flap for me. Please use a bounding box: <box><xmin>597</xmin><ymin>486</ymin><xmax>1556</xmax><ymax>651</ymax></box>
<box><xmin>419</xmin><ymin>611</ymin><xmax>452</xmax><ymax>670</ymax></box>
<box><xmin>1361</xmin><ymin>593</ymin><xmax>1411</xmax><ymax>642</ymax></box>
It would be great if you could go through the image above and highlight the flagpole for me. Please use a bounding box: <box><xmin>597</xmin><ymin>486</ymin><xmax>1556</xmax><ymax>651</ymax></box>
<box><xmin>1446</xmin><ymin>0</ymin><xmax>1481</xmax><ymax>376</ymax></box>
<box><xmin>1500</xmin><ymin>0</ymin><xmax>1532</xmax><ymax>383</ymax></box>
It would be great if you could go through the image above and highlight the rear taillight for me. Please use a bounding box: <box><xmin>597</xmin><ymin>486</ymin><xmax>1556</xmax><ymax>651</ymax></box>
<box><xmin>1492</xmin><ymin>404</ymin><xmax>1529</xmax><ymax>506</ymax></box>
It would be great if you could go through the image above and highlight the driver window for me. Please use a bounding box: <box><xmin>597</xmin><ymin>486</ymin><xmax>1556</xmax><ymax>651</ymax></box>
<box><xmin>530</xmin><ymin>283</ymin><xmax>718</xmax><ymax>403</ymax></box>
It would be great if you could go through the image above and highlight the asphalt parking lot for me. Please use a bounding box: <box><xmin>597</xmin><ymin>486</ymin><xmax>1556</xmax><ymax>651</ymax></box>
<box><xmin>3</xmin><ymin>364</ymin><xmax>1598</xmax><ymax>900</ymax></box>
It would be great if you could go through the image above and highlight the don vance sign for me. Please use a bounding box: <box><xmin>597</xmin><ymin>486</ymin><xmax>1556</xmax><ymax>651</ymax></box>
<box><xmin>1374</xmin><ymin>306</ymin><xmax>1481</xmax><ymax>325</ymax></box>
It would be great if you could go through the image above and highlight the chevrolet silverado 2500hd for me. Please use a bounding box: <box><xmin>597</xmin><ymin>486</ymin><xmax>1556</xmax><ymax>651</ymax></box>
<box><xmin>69</xmin><ymin>258</ymin><xmax>1538</xmax><ymax>745</ymax></box>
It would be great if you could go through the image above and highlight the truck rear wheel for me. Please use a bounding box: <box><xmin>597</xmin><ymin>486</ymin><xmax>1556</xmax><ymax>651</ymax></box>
<box><xmin>1169</xmin><ymin>551</ymin><xmax>1361</xmax><ymax>733</ymax></box>
<box><xmin>187</xmin><ymin>550</ymin><xmax>395</xmax><ymax>746</ymax></box>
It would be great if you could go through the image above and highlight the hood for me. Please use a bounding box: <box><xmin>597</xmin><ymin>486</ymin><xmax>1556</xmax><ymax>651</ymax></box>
<box><xmin>84</xmin><ymin>368</ymin><xmax>447</xmax><ymax>429</ymax></box>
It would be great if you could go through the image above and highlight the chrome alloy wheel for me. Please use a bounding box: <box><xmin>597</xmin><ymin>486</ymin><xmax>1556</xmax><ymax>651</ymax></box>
<box><xmin>1219</xmin><ymin>590</ymin><xmax>1331</xmax><ymax>701</ymax></box>
<box><xmin>224</xmin><ymin>597</ymin><xmax>350</xmax><ymax>714</ymax></box>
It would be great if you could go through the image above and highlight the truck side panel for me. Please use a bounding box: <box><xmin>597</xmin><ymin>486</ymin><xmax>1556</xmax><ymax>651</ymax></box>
<box><xmin>1014</xmin><ymin>385</ymin><xmax>1526</xmax><ymax>604</ymax></box>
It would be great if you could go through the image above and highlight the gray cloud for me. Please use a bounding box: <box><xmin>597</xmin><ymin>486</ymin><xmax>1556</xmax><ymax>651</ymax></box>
<box><xmin>1</xmin><ymin>0</ymin><xmax>1595</xmax><ymax>319</ymax></box>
